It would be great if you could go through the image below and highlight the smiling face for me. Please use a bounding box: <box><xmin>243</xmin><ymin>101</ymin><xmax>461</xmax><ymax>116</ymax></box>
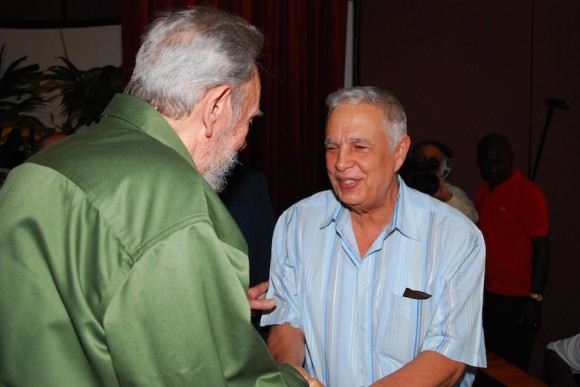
<box><xmin>325</xmin><ymin>102</ymin><xmax>409</xmax><ymax>215</ymax></box>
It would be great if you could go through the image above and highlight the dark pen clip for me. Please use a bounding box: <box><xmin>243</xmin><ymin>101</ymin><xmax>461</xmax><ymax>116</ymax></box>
<box><xmin>403</xmin><ymin>287</ymin><xmax>432</xmax><ymax>300</ymax></box>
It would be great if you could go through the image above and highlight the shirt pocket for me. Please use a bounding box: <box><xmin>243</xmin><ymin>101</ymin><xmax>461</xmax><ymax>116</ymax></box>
<box><xmin>374</xmin><ymin>290</ymin><xmax>435</xmax><ymax>372</ymax></box>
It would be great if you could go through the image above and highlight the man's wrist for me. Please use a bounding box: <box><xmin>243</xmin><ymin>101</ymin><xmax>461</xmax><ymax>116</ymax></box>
<box><xmin>529</xmin><ymin>292</ymin><xmax>544</xmax><ymax>302</ymax></box>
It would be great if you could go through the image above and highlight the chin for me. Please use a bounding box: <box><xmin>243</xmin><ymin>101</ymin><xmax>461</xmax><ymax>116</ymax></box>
<box><xmin>335</xmin><ymin>191</ymin><xmax>361</xmax><ymax>208</ymax></box>
<box><xmin>202</xmin><ymin>151</ymin><xmax>239</xmax><ymax>193</ymax></box>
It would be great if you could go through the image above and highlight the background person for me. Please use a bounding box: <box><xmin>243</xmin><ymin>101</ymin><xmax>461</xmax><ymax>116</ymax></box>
<box><xmin>412</xmin><ymin>139</ymin><xmax>478</xmax><ymax>222</ymax></box>
<box><xmin>262</xmin><ymin>86</ymin><xmax>486</xmax><ymax>387</ymax></box>
<box><xmin>220</xmin><ymin>162</ymin><xmax>276</xmax><ymax>339</ymax></box>
<box><xmin>475</xmin><ymin>132</ymin><xmax>550</xmax><ymax>371</ymax></box>
<box><xmin>0</xmin><ymin>7</ymin><xmax>319</xmax><ymax>386</ymax></box>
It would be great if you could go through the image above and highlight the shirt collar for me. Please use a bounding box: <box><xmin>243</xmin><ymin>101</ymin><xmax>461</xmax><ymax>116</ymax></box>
<box><xmin>101</xmin><ymin>93</ymin><xmax>196</xmax><ymax>169</ymax></box>
<box><xmin>504</xmin><ymin>168</ymin><xmax>523</xmax><ymax>186</ymax></box>
<box><xmin>320</xmin><ymin>191</ymin><xmax>344</xmax><ymax>229</ymax></box>
<box><xmin>394</xmin><ymin>176</ymin><xmax>422</xmax><ymax>241</ymax></box>
<box><xmin>480</xmin><ymin>168</ymin><xmax>523</xmax><ymax>192</ymax></box>
<box><xmin>319</xmin><ymin>176</ymin><xmax>421</xmax><ymax>241</ymax></box>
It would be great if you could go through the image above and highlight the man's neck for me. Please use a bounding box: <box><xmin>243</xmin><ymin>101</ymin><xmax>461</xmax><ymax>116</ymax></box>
<box><xmin>349</xmin><ymin>196</ymin><xmax>397</xmax><ymax>258</ymax></box>
<box><xmin>489</xmin><ymin>171</ymin><xmax>513</xmax><ymax>192</ymax></box>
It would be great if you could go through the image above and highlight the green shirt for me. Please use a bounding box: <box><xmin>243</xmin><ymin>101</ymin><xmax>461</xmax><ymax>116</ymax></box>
<box><xmin>0</xmin><ymin>94</ymin><xmax>306</xmax><ymax>387</ymax></box>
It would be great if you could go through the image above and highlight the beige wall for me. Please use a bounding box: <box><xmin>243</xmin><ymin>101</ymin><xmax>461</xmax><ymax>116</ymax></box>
<box><xmin>1</xmin><ymin>25</ymin><xmax>122</xmax><ymax>129</ymax></box>
<box><xmin>1</xmin><ymin>25</ymin><xmax>121</xmax><ymax>69</ymax></box>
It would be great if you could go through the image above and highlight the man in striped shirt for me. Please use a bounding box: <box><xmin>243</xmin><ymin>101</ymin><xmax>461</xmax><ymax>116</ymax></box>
<box><xmin>262</xmin><ymin>86</ymin><xmax>486</xmax><ymax>386</ymax></box>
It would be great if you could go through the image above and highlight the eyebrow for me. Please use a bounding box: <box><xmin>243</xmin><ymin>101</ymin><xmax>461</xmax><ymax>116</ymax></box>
<box><xmin>324</xmin><ymin>136</ymin><xmax>371</xmax><ymax>146</ymax></box>
<box><xmin>346</xmin><ymin>136</ymin><xmax>371</xmax><ymax>145</ymax></box>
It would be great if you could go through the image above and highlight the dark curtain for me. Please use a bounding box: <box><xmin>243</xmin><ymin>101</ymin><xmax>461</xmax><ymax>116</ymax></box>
<box><xmin>121</xmin><ymin>0</ymin><xmax>348</xmax><ymax>215</ymax></box>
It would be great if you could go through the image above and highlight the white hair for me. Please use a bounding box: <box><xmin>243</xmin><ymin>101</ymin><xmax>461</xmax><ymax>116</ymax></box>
<box><xmin>125</xmin><ymin>6</ymin><xmax>263</xmax><ymax>121</ymax></box>
<box><xmin>326</xmin><ymin>86</ymin><xmax>407</xmax><ymax>153</ymax></box>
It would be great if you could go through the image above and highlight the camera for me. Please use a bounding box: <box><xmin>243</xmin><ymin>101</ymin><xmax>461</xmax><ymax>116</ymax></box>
<box><xmin>399</xmin><ymin>156</ymin><xmax>440</xmax><ymax>196</ymax></box>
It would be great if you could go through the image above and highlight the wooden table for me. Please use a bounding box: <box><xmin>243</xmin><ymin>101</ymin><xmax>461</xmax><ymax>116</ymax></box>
<box><xmin>475</xmin><ymin>351</ymin><xmax>547</xmax><ymax>387</ymax></box>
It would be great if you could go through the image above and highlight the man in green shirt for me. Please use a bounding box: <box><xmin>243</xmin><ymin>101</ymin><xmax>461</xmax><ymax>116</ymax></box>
<box><xmin>0</xmin><ymin>7</ymin><xmax>317</xmax><ymax>387</ymax></box>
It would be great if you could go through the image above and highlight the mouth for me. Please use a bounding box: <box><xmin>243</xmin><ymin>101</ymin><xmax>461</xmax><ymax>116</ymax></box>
<box><xmin>335</xmin><ymin>177</ymin><xmax>359</xmax><ymax>190</ymax></box>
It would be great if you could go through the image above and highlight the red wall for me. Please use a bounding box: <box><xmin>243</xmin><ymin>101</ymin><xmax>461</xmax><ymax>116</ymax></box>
<box><xmin>359</xmin><ymin>0</ymin><xmax>580</xmax><ymax>380</ymax></box>
<box><xmin>0</xmin><ymin>0</ymin><xmax>120</xmax><ymax>27</ymax></box>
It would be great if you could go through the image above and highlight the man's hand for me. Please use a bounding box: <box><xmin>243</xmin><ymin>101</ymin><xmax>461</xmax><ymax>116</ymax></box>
<box><xmin>293</xmin><ymin>366</ymin><xmax>325</xmax><ymax>387</ymax></box>
<box><xmin>433</xmin><ymin>174</ymin><xmax>453</xmax><ymax>202</ymax></box>
<box><xmin>247</xmin><ymin>281</ymin><xmax>276</xmax><ymax>312</ymax></box>
<box><xmin>305</xmin><ymin>376</ymin><xmax>325</xmax><ymax>387</ymax></box>
<box><xmin>371</xmin><ymin>351</ymin><xmax>465</xmax><ymax>386</ymax></box>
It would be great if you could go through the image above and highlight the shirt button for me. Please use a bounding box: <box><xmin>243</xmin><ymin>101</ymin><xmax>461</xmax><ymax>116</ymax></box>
<box><xmin>359</xmin><ymin>367</ymin><xmax>366</xmax><ymax>374</ymax></box>
<box><xmin>361</xmin><ymin>281</ymin><xmax>368</xmax><ymax>289</ymax></box>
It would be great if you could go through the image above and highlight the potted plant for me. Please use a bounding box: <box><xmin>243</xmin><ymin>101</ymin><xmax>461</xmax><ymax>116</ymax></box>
<box><xmin>0</xmin><ymin>47</ymin><xmax>123</xmax><ymax>176</ymax></box>
<box><xmin>0</xmin><ymin>44</ymin><xmax>50</xmax><ymax>169</ymax></box>
<box><xmin>43</xmin><ymin>57</ymin><xmax>123</xmax><ymax>134</ymax></box>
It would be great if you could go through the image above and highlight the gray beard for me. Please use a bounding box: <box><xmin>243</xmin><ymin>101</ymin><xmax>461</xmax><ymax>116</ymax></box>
<box><xmin>201</xmin><ymin>113</ymin><xmax>243</xmax><ymax>193</ymax></box>
<box><xmin>202</xmin><ymin>150</ymin><xmax>239</xmax><ymax>193</ymax></box>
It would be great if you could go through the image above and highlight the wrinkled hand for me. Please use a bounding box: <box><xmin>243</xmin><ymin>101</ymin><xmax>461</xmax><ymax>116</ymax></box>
<box><xmin>247</xmin><ymin>281</ymin><xmax>276</xmax><ymax>312</ymax></box>
<box><xmin>433</xmin><ymin>174</ymin><xmax>453</xmax><ymax>202</ymax></box>
<box><xmin>293</xmin><ymin>366</ymin><xmax>325</xmax><ymax>387</ymax></box>
<box><xmin>306</xmin><ymin>376</ymin><xmax>325</xmax><ymax>387</ymax></box>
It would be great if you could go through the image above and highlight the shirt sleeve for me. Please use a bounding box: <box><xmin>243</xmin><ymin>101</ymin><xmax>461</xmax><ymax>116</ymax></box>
<box><xmin>261</xmin><ymin>210</ymin><xmax>303</xmax><ymax>330</ymax></box>
<box><xmin>547</xmin><ymin>333</ymin><xmax>580</xmax><ymax>374</ymax></box>
<box><xmin>422</xmin><ymin>223</ymin><xmax>488</xmax><ymax>368</ymax></box>
<box><xmin>103</xmin><ymin>220</ymin><xmax>307</xmax><ymax>386</ymax></box>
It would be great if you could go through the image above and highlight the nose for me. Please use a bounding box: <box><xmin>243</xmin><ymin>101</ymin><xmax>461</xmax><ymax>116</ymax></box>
<box><xmin>334</xmin><ymin>147</ymin><xmax>354</xmax><ymax>171</ymax></box>
<box><xmin>239</xmin><ymin>141</ymin><xmax>247</xmax><ymax>151</ymax></box>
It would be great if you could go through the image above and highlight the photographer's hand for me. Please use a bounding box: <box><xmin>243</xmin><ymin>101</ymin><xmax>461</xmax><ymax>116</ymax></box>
<box><xmin>433</xmin><ymin>174</ymin><xmax>453</xmax><ymax>202</ymax></box>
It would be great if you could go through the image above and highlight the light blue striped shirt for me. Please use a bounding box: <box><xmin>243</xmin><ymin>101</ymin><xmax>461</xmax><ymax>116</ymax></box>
<box><xmin>262</xmin><ymin>178</ymin><xmax>486</xmax><ymax>387</ymax></box>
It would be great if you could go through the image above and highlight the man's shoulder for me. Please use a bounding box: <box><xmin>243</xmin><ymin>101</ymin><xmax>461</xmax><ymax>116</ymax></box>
<box><xmin>402</xmin><ymin>183</ymin><xmax>459</xmax><ymax>215</ymax></box>
<box><xmin>292</xmin><ymin>190</ymin><xmax>337</xmax><ymax>207</ymax></box>
<box><xmin>400</xmin><ymin>183</ymin><xmax>479</xmax><ymax>231</ymax></box>
<box><xmin>446</xmin><ymin>182</ymin><xmax>467</xmax><ymax>196</ymax></box>
<box><xmin>505</xmin><ymin>170</ymin><xmax>547</xmax><ymax>202</ymax></box>
<box><xmin>280</xmin><ymin>190</ymin><xmax>340</xmax><ymax>223</ymax></box>
<box><xmin>24</xmin><ymin>125</ymin><xmax>215</xmax><ymax>247</ymax></box>
<box><xmin>36</xmin><ymin>122</ymin><xmax>197</xmax><ymax>187</ymax></box>
<box><xmin>509</xmin><ymin>169</ymin><xmax>542</xmax><ymax>188</ymax></box>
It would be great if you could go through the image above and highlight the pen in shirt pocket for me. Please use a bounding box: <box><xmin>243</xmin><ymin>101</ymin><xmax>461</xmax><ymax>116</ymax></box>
<box><xmin>403</xmin><ymin>287</ymin><xmax>432</xmax><ymax>300</ymax></box>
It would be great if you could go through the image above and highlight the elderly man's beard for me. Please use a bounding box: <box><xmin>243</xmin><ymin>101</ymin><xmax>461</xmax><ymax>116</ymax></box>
<box><xmin>202</xmin><ymin>125</ymin><xmax>240</xmax><ymax>193</ymax></box>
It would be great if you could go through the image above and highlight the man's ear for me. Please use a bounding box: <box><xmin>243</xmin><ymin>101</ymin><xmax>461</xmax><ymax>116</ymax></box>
<box><xmin>394</xmin><ymin>135</ymin><xmax>411</xmax><ymax>172</ymax></box>
<box><xmin>202</xmin><ymin>84</ymin><xmax>232</xmax><ymax>138</ymax></box>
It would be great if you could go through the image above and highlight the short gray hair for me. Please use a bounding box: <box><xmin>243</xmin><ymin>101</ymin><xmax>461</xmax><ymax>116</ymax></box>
<box><xmin>125</xmin><ymin>6</ymin><xmax>263</xmax><ymax>120</ymax></box>
<box><xmin>326</xmin><ymin>86</ymin><xmax>407</xmax><ymax>152</ymax></box>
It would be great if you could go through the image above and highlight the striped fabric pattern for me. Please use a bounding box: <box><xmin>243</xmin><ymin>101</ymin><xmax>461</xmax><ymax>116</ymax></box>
<box><xmin>262</xmin><ymin>178</ymin><xmax>487</xmax><ymax>387</ymax></box>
